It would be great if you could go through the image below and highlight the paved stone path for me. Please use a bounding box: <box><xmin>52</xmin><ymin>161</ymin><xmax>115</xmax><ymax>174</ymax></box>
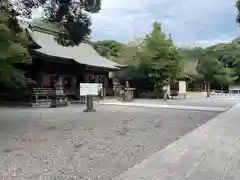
<box><xmin>101</xmin><ymin>101</ymin><xmax>227</xmax><ymax>112</ymax></box>
<box><xmin>101</xmin><ymin>97</ymin><xmax>239</xmax><ymax>108</ymax></box>
<box><xmin>114</xmin><ymin>103</ymin><xmax>240</xmax><ymax>180</ymax></box>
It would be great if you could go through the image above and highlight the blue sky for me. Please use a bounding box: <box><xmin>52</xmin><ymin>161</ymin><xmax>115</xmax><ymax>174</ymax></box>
<box><xmin>91</xmin><ymin>0</ymin><xmax>240</xmax><ymax>47</ymax></box>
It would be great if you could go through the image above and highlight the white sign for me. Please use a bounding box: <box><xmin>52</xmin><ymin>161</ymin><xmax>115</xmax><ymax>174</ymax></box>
<box><xmin>179</xmin><ymin>81</ymin><xmax>186</xmax><ymax>93</ymax></box>
<box><xmin>80</xmin><ymin>83</ymin><xmax>99</xmax><ymax>96</ymax></box>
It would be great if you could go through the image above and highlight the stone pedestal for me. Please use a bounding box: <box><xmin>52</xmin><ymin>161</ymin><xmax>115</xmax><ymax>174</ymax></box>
<box><xmin>122</xmin><ymin>88</ymin><xmax>135</xmax><ymax>102</ymax></box>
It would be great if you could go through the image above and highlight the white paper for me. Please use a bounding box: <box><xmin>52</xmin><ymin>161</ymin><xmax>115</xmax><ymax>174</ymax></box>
<box><xmin>80</xmin><ymin>83</ymin><xmax>99</xmax><ymax>96</ymax></box>
<box><xmin>88</xmin><ymin>83</ymin><xmax>99</xmax><ymax>95</ymax></box>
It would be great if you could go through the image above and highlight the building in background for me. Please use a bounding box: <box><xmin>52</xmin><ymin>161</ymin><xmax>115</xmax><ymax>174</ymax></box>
<box><xmin>0</xmin><ymin>20</ymin><xmax>121</xmax><ymax>103</ymax></box>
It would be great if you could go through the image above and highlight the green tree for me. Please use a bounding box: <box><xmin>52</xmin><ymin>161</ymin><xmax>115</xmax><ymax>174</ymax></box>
<box><xmin>202</xmin><ymin>41</ymin><xmax>240</xmax><ymax>84</ymax></box>
<box><xmin>214</xmin><ymin>68</ymin><xmax>238</xmax><ymax>92</ymax></box>
<box><xmin>204</xmin><ymin>43</ymin><xmax>239</xmax><ymax>68</ymax></box>
<box><xmin>197</xmin><ymin>55</ymin><xmax>237</xmax><ymax>97</ymax></box>
<box><xmin>0</xmin><ymin>8</ymin><xmax>31</xmax><ymax>88</ymax></box>
<box><xmin>116</xmin><ymin>22</ymin><xmax>183</xmax><ymax>91</ymax></box>
<box><xmin>144</xmin><ymin>22</ymin><xmax>183</xmax><ymax>88</ymax></box>
<box><xmin>92</xmin><ymin>40</ymin><xmax>126</xmax><ymax>61</ymax></box>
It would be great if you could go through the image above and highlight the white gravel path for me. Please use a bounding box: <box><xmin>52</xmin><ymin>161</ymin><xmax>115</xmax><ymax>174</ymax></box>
<box><xmin>0</xmin><ymin>105</ymin><xmax>220</xmax><ymax>180</ymax></box>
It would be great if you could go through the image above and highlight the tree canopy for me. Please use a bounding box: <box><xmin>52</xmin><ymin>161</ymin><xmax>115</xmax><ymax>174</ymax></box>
<box><xmin>1</xmin><ymin>0</ymin><xmax>101</xmax><ymax>46</ymax></box>
<box><xmin>91</xmin><ymin>26</ymin><xmax>240</xmax><ymax>93</ymax></box>
<box><xmin>197</xmin><ymin>54</ymin><xmax>237</xmax><ymax>96</ymax></box>
<box><xmin>236</xmin><ymin>0</ymin><xmax>240</xmax><ymax>24</ymax></box>
<box><xmin>92</xmin><ymin>40</ymin><xmax>126</xmax><ymax>62</ymax></box>
<box><xmin>179</xmin><ymin>47</ymin><xmax>204</xmax><ymax>62</ymax></box>
<box><xmin>112</xmin><ymin>22</ymin><xmax>184</xmax><ymax>89</ymax></box>
<box><xmin>143</xmin><ymin>22</ymin><xmax>183</xmax><ymax>88</ymax></box>
<box><xmin>0</xmin><ymin>8</ymin><xmax>32</xmax><ymax>88</ymax></box>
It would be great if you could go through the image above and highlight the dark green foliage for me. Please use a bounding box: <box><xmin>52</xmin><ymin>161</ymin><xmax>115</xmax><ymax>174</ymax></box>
<box><xmin>236</xmin><ymin>0</ymin><xmax>240</xmax><ymax>24</ymax></box>
<box><xmin>92</xmin><ymin>40</ymin><xmax>126</xmax><ymax>61</ymax></box>
<box><xmin>196</xmin><ymin>47</ymin><xmax>238</xmax><ymax>96</ymax></box>
<box><xmin>142</xmin><ymin>22</ymin><xmax>183</xmax><ymax>88</ymax></box>
<box><xmin>179</xmin><ymin>47</ymin><xmax>204</xmax><ymax>61</ymax></box>
<box><xmin>0</xmin><ymin>8</ymin><xmax>32</xmax><ymax>88</ymax></box>
<box><xmin>115</xmin><ymin>22</ymin><xmax>183</xmax><ymax>89</ymax></box>
<box><xmin>9</xmin><ymin>0</ymin><xmax>101</xmax><ymax>46</ymax></box>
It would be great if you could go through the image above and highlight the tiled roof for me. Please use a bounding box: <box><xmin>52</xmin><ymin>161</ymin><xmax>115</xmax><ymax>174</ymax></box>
<box><xmin>184</xmin><ymin>60</ymin><xmax>199</xmax><ymax>75</ymax></box>
<box><xmin>27</xmin><ymin>23</ymin><xmax>120</xmax><ymax>70</ymax></box>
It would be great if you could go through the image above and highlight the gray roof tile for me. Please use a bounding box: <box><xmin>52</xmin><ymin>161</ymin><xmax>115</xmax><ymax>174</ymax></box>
<box><xmin>28</xmin><ymin>29</ymin><xmax>120</xmax><ymax>70</ymax></box>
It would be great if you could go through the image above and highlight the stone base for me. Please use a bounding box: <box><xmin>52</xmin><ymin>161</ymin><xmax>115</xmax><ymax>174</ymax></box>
<box><xmin>49</xmin><ymin>100</ymin><xmax>68</xmax><ymax>108</ymax></box>
<box><xmin>83</xmin><ymin>109</ymin><xmax>96</xmax><ymax>112</ymax></box>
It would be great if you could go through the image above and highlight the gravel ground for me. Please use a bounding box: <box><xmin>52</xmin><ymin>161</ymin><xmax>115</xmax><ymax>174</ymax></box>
<box><xmin>0</xmin><ymin>105</ymin><xmax>220</xmax><ymax>180</ymax></box>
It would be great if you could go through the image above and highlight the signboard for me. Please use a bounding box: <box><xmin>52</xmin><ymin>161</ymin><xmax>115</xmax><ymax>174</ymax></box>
<box><xmin>80</xmin><ymin>83</ymin><xmax>99</xmax><ymax>96</ymax></box>
<box><xmin>179</xmin><ymin>81</ymin><xmax>186</xmax><ymax>93</ymax></box>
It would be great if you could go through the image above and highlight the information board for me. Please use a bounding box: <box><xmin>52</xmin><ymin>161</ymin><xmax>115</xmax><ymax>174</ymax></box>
<box><xmin>179</xmin><ymin>81</ymin><xmax>186</xmax><ymax>93</ymax></box>
<box><xmin>80</xmin><ymin>83</ymin><xmax>100</xmax><ymax>96</ymax></box>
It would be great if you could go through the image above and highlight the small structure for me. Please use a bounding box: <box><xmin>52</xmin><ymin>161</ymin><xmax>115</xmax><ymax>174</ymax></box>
<box><xmin>50</xmin><ymin>77</ymin><xmax>68</xmax><ymax>107</ymax></box>
<box><xmin>118</xmin><ymin>81</ymin><xmax>135</xmax><ymax>101</ymax></box>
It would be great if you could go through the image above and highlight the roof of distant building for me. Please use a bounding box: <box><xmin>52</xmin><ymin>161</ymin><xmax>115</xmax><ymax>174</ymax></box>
<box><xmin>184</xmin><ymin>60</ymin><xmax>199</xmax><ymax>75</ymax></box>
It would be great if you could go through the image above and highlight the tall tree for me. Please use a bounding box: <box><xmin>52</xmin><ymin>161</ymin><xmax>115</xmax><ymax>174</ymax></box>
<box><xmin>0</xmin><ymin>8</ymin><xmax>32</xmax><ymax>88</ymax></box>
<box><xmin>202</xmin><ymin>41</ymin><xmax>240</xmax><ymax>84</ymax></box>
<box><xmin>2</xmin><ymin>0</ymin><xmax>101</xmax><ymax>46</ymax></box>
<box><xmin>144</xmin><ymin>22</ymin><xmax>183</xmax><ymax>88</ymax></box>
<box><xmin>197</xmin><ymin>55</ymin><xmax>237</xmax><ymax>97</ymax></box>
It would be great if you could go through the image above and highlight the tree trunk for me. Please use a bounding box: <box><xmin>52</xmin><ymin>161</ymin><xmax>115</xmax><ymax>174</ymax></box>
<box><xmin>207</xmin><ymin>82</ymin><xmax>210</xmax><ymax>97</ymax></box>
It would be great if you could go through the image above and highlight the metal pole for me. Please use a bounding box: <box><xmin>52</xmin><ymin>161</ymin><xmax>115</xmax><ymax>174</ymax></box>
<box><xmin>83</xmin><ymin>95</ymin><xmax>96</xmax><ymax>112</ymax></box>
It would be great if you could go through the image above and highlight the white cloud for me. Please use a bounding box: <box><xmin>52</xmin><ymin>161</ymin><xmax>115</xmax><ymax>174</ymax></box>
<box><xmin>22</xmin><ymin>0</ymin><xmax>240</xmax><ymax>46</ymax></box>
<box><xmin>91</xmin><ymin>0</ymin><xmax>240</xmax><ymax>47</ymax></box>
